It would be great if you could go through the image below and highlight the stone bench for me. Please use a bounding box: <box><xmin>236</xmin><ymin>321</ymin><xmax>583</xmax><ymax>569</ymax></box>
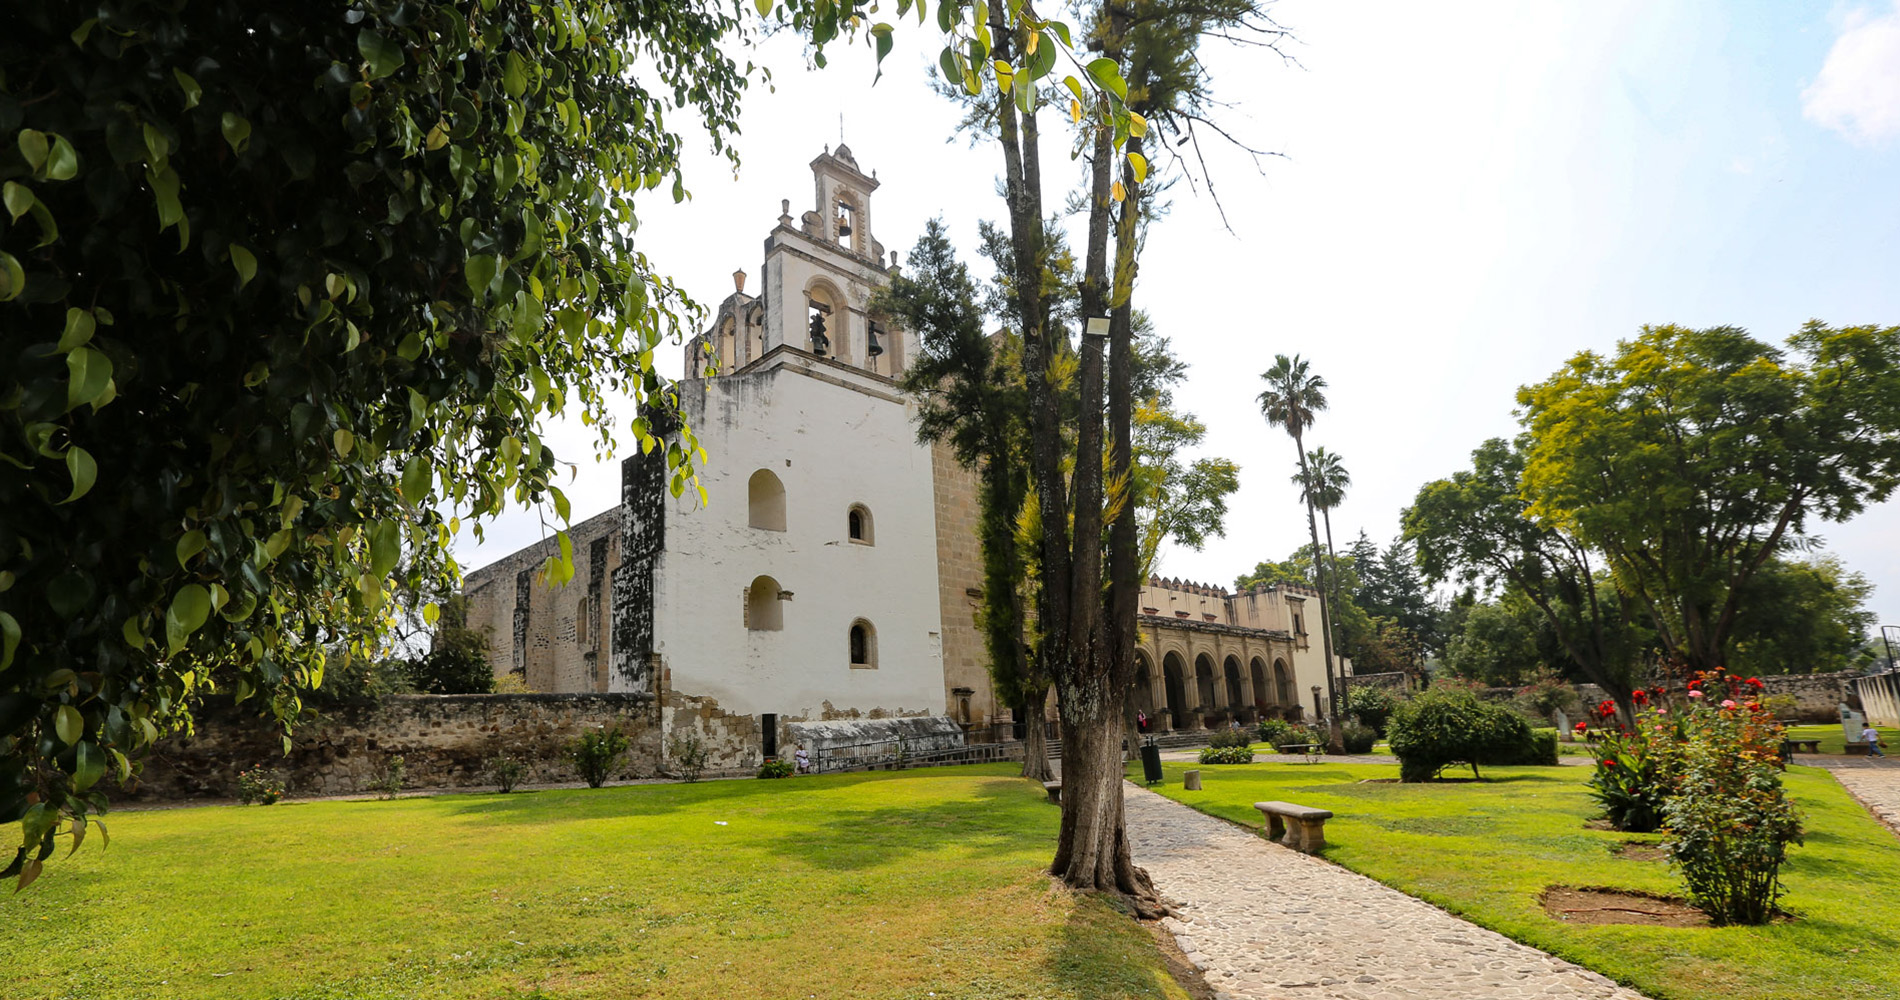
<box><xmin>1276</xmin><ymin>742</ymin><xmax>1324</xmax><ymax>763</ymax></box>
<box><xmin>1043</xmin><ymin>781</ymin><xmax>1062</xmax><ymax>803</ymax></box>
<box><xmin>1254</xmin><ymin>800</ymin><xmax>1333</xmax><ymax>853</ymax></box>
<box><xmin>1782</xmin><ymin>739</ymin><xmax>1821</xmax><ymax>755</ymax></box>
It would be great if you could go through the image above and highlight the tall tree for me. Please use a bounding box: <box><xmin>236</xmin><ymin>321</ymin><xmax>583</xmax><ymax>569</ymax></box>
<box><xmin>1292</xmin><ymin>446</ymin><xmax>1349</xmax><ymax>693</ymax></box>
<box><xmin>1404</xmin><ymin>438</ymin><xmax>1646</xmax><ymax>719</ymax></box>
<box><xmin>877</xmin><ymin>220</ymin><xmax>1052</xmax><ymax>780</ymax></box>
<box><xmin>1258</xmin><ymin>354</ymin><xmax>1343</xmax><ymax>750</ymax></box>
<box><xmin>1517</xmin><ymin>322</ymin><xmax>1900</xmax><ymax>675</ymax></box>
<box><xmin>0</xmin><ymin>0</ymin><xmax>870</xmax><ymax>886</ymax></box>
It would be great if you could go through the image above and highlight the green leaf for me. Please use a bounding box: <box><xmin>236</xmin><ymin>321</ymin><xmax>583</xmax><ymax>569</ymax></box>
<box><xmin>754</xmin><ymin>0</ymin><xmax>772</xmax><ymax>15</ymax></box>
<box><xmin>172</xmin><ymin>68</ymin><xmax>202</xmax><ymax>109</ymax></box>
<box><xmin>0</xmin><ymin>611</ymin><xmax>18</xmax><ymax>670</ymax></box>
<box><xmin>464</xmin><ymin>254</ymin><xmax>498</xmax><ymax>297</ymax></box>
<box><xmin>422</xmin><ymin>602</ymin><xmax>441</xmax><ymax>626</ymax></box>
<box><xmin>401</xmin><ymin>456</ymin><xmax>430</xmax><ymax>505</ymax></box>
<box><xmin>62</xmin><ymin>447</ymin><xmax>97</xmax><ymax>503</ymax></box>
<box><xmin>44</xmin><ymin>136</ymin><xmax>78</xmax><ymax>181</ymax></box>
<box><xmin>165</xmin><ymin>584</ymin><xmax>212</xmax><ymax>654</ymax></box>
<box><xmin>16</xmin><ymin>130</ymin><xmax>47</xmax><ymax>172</ymax></box>
<box><xmin>122</xmin><ymin>614</ymin><xmax>148</xmax><ymax>650</ymax></box>
<box><xmin>368</xmin><ymin>519</ymin><xmax>401</xmax><ymax>578</ymax></box>
<box><xmin>1128</xmin><ymin>151</ymin><xmax>1148</xmax><ymax>183</ymax></box>
<box><xmin>3</xmin><ymin>181</ymin><xmax>33</xmax><ymax>222</ymax></box>
<box><xmin>502</xmin><ymin>52</ymin><xmax>528</xmax><ymax>97</ymax></box>
<box><xmin>1086</xmin><ymin>57</ymin><xmax>1128</xmax><ymax>101</ymax></box>
<box><xmin>220</xmin><ymin>113</ymin><xmax>251</xmax><ymax>154</ymax></box>
<box><xmin>73</xmin><ymin>741</ymin><xmax>104</xmax><ymax>792</ymax></box>
<box><xmin>550</xmin><ymin>485</ymin><xmax>571</xmax><ymax>523</ymax></box>
<box><xmin>0</xmin><ymin>250</ymin><xmax>22</xmax><ymax>301</ymax></box>
<box><xmin>46</xmin><ymin>572</ymin><xmax>93</xmax><ymax>618</ymax></box>
<box><xmin>358</xmin><ymin>29</ymin><xmax>406</xmax><ymax>81</ymax></box>
<box><xmin>1064</xmin><ymin>75</ymin><xmax>1087</xmax><ymax>105</ymax></box>
<box><xmin>176</xmin><ymin>529</ymin><xmax>207</xmax><ymax>566</ymax></box>
<box><xmin>55</xmin><ymin>705</ymin><xmax>83</xmax><ymax>745</ymax></box>
<box><xmin>939</xmin><ymin>47</ymin><xmax>959</xmax><ymax>86</ymax></box>
<box><xmin>147</xmin><ymin>166</ymin><xmax>182</xmax><ymax>229</ymax></box>
<box><xmin>229</xmin><ymin>244</ymin><xmax>257</xmax><ymax>287</ymax></box>
<box><xmin>333</xmin><ymin>428</ymin><xmax>355</xmax><ymax>457</ymax></box>
<box><xmin>58</xmin><ymin>308</ymin><xmax>96</xmax><ymax>351</ymax></box>
<box><xmin>65</xmin><ymin>347</ymin><xmax>113</xmax><ymax>412</ymax></box>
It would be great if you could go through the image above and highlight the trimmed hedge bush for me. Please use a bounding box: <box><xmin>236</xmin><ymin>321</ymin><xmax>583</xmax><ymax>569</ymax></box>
<box><xmin>1341</xmin><ymin>722</ymin><xmax>1379</xmax><ymax>755</ymax></box>
<box><xmin>1387</xmin><ymin>688</ymin><xmax>1550</xmax><ymax>781</ymax></box>
<box><xmin>1207</xmin><ymin>728</ymin><xmax>1252</xmax><ymax>750</ymax></box>
<box><xmin>1198</xmin><ymin>745</ymin><xmax>1255</xmax><ymax>764</ymax></box>
<box><xmin>1345</xmin><ymin>686</ymin><xmax>1399</xmax><ymax>735</ymax></box>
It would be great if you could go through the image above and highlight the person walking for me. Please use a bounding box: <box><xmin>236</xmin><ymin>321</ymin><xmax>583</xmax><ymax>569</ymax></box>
<box><xmin>1862</xmin><ymin>724</ymin><xmax>1886</xmax><ymax>759</ymax></box>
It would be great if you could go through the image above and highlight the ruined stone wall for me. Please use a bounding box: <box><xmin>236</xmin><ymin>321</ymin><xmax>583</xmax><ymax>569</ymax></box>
<box><xmin>931</xmin><ymin>440</ymin><xmax>997</xmax><ymax>728</ymax></box>
<box><xmin>1561</xmin><ymin>672</ymin><xmax>1849</xmax><ymax>723</ymax></box>
<box><xmin>460</xmin><ymin>510</ymin><xmax>622</xmax><ymax>693</ymax></box>
<box><xmin>122</xmin><ymin>694</ymin><xmax>662</xmax><ymax>801</ymax></box>
<box><xmin>1348</xmin><ymin>671</ymin><xmax>1410</xmax><ymax>693</ymax></box>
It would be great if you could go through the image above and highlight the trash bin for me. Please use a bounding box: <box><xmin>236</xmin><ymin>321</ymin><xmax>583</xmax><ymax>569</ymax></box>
<box><xmin>1141</xmin><ymin>742</ymin><xmax>1163</xmax><ymax>785</ymax></box>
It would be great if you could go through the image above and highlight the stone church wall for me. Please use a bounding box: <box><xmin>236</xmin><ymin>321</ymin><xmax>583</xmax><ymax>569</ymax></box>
<box><xmin>119</xmin><ymin>694</ymin><xmax>663</xmax><ymax>802</ymax></box>
<box><xmin>463</xmin><ymin>509</ymin><xmax>623</xmax><ymax>694</ymax></box>
<box><xmin>931</xmin><ymin>440</ymin><xmax>996</xmax><ymax>728</ymax></box>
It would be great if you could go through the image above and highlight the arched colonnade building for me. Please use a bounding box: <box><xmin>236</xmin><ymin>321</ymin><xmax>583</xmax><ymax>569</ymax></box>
<box><xmin>1129</xmin><ymin>577</ymin><xmax>1343</xmax><ymax>730</ymax></box>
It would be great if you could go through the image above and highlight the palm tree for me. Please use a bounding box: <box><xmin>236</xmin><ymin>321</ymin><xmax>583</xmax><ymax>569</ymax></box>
<box><xmin>1258</xmin><ymin>355</ymin><xmax>1343</xmax><ymax>749</ymax></box>
<box><xmin>1293</xmin><ymin>447</ymin><xmax>1351</xmax><ymax>715</ymax></box>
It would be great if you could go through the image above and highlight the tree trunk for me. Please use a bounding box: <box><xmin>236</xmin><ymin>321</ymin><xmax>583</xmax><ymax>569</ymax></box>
<box><xmin>1294</xmin><ymin>439</ymin><xmax>1344</xmax><ymax>753</ymax></box>
<box><xmin>1021</xmin><ymin>685</ymin><xmax>1055</xmax><ymax>783</ymax></box>
<box><xmin>1321</xmin><ymin>505</ymin><xmax>1350</xmax><ymax>730</ymax></box>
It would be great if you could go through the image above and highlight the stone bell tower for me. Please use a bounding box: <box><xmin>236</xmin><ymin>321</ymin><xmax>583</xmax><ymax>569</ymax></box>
<box><xmin>755</xmin><ymin>145</ymin><xmax>909</xmax><ymax>376</ymax></box>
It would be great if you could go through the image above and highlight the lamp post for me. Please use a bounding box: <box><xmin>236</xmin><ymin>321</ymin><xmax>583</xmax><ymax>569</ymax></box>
<box><xmin>1311</xmin><ymin>685</ymin><xmax>1324</xmax><ymax>725</ymax></box>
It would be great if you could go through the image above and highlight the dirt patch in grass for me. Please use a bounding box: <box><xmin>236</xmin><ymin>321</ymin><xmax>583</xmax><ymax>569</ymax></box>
<box><xmin>1542</xmin><ymin>886</ymin><xmax>1708</xmax><ymax>927</ymax></box>
<box><xmin>1358</xmin><ymin>778</ymin><xmax>1398</xmax><ymax>783</ymax></box>
<box><xmin>1582</xmin><ymin>818</ymin><xmax>1618</xmax><ymax>831</ymax></box>
<box><xmin>1143</xmin><ymin>919</ymin><xmax>1219</xmax><ymax>1000</ymax></box>
<box><xmin>1615</xmin><ymin>842</ymin><xmax>1667</xmax><ymax>861</ymax></box>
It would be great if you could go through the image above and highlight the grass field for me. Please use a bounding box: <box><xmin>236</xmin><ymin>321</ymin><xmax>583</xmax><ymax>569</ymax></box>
<box><xmin>0</xmin><ymin>766</ymin><xmax>1189</xmax><ymax>1000</ymax></box>
<box><xmin>1137</xmin><ymin>759</ymin><xmax>1900</xmax><ymax>1000</ymax></box>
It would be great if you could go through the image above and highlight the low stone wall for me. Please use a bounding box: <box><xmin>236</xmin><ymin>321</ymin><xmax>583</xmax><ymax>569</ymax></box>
<box><xmin>123</xmin><ymin>693</ymin><xmax>662</xmax><ymax>801</ymax></box>
<box><xmin>1853</xmin><ymin>672</ymin><xmax>1900</xmax><ymax>727</ymax></box>
<box><xmin>1346</xmin><ymin>672</ymin><xmax>1410</xmax><ymax>692</ymax></box>
<box><xmin>1574</xmin><ymin>673</ymin><xmax>1850</xmax><ymax>723</ymax></box>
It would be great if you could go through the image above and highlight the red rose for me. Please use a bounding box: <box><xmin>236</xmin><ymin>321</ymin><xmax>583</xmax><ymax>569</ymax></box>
<box><xmin>1601</xmin><ymin>759</ymin><xmax>1617</xmax><ymax>767</ymax></box>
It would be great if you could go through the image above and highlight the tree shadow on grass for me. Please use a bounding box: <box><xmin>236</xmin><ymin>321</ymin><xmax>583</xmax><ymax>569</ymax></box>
<box><xmin>1045</xmin><ymin>895</ymin><xmax>1194</xmax><ymax>1000</ymax></box>
<box><xmin>756</xmin><ymin>777</ymin><xmax>1056</xmax><ymax>872</ymax></box>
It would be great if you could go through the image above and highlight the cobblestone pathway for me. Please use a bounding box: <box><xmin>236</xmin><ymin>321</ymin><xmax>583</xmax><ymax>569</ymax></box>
<box><xmin>1796</xmin><ymin>755</ymin><xmax>1900</xmax><ymax>834</ymax></box>
<box><xmin>1124</xmin><ymin>785</ymin><xmax>1654</xmax><ymax>1000</ymax></box>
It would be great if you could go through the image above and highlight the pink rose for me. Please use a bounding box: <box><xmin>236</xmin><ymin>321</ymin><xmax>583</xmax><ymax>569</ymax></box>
<box><xmin>1689</xmin><ymin>690</ymin><xmax>1705</xmax><ymax>699</ymax></box>
<box><xmin>1721</xmin><ymin>699</ymin><xmax>1737</xmax><ymax>709</ymax></box>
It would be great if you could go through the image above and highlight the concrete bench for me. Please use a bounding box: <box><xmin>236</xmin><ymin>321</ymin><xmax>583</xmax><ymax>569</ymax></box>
<box><xmin>1254</xmin><ymin>800</ymin><xmax>1334</xmax><ymax>853</ymax></box>
<box><xmin>1782</xmin><ymin>739</ymin><xmax>1821</xmax><ymax>755</ymax></box>
<box><xmin>1043</xmin><ymin>781</ymin><xmax>1062</xmax><ymax>803</ymax></box>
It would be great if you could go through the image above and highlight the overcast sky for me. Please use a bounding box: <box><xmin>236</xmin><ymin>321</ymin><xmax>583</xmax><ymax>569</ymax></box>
<box><xmin>457</xmin><ymin>0</ymin><xmax>1900</xmax><ymax>646</ymax></box>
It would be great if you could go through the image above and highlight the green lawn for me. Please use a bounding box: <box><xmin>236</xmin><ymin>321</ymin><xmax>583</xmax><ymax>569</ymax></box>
<box><xmin>1784</xmin><ymin>723</ymin><xmax>1897</xmax><ymax>755</ymax></box>
<box><xmin>1</xmin><ymin>766</ymin><xmax>1189</xmax><ymax>1000</ymax></box>
<box><xmin>1136</xmin><ymin>759</ymin><xmax>1900</xmax><ymax>1000</ymax></box>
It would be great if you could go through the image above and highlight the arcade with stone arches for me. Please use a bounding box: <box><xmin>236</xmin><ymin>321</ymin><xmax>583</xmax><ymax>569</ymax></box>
<box><xmin>1130</xmin><ymin>621</ymin><xmax>1308</xmax><ymax>731</ymax></box>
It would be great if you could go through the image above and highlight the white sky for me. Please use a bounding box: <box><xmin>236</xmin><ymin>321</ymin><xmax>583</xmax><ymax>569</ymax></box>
<box><xmin>458</xmin><ymin>0</ymin><xmax>1900</xmax><ymax>645</ymax></box>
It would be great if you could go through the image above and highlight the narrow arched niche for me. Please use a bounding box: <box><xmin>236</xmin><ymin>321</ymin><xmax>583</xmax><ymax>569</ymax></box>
<box><xmin>747</xmin><ymin>576</ymin><xmax>784</xmax><ymax>631</ymax></box>
<box><xmin>748</xmin><ymin>469</ymin><xmax>786</xmax><ymax>531</ymax></box>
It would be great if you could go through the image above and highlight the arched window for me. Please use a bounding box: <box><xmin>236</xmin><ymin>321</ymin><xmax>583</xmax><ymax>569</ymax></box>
<box><xmin>849</xmin><ymin>620</ymin><xmax>877</xmax><ymax>668</ymax></box>
<box><xmin>748</xmin><ymin>469</ymin><xmax>786</xmax><ymax>531</ymax></box>
<box><xmin>847</xmin><ymin>504</ymin><xmax>873</xmax><ymax>544</ymax></box>
<box><xmin>746</xmin><ymin>576</ymin><xmax>784</xmax><ymax>631</ymax></box>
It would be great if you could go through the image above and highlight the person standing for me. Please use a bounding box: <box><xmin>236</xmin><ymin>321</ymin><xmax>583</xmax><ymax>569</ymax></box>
<box><xmin>1862</xmin><ymin>724</ymin><xmax>1886</xmax><ymax>758</ymax></box>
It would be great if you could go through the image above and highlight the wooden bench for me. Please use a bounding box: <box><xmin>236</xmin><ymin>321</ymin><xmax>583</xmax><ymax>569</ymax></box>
<box><xmin>1782</xmin><ymin>739</ymin><xmax>1821</xmax><ymax>755</ymax></box>
<box><xmin>1043</xmin><ymin>781</ymin><xmax>1062</xmax><ymax>803</ymax></box>
<box><xmin>1254</xmin><ymin>800</ymin><xmax>1333</xmax><ymax>853</ymax></box>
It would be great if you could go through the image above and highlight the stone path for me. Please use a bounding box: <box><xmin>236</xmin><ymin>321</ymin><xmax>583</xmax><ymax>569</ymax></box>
<box><xmin>1124</xmin><ymin>785</ymin><xmax>1654</xmax><ymax>1000</ymax></box>
<box><xmin>1794</xmin><ymin>755</ymin><xmax>1900</xmax><ymax>835</ymax></box>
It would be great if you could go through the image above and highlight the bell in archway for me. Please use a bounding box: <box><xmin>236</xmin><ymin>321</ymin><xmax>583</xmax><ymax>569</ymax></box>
<box><xmin>866</xmin><ymin>321</ymin><xmax>884</xmax><ymax>358</ymax></box>
<box><xmin>808</xmin><ymin>310</ymin><xmax>830</xmax><ymax>356</ymax></box>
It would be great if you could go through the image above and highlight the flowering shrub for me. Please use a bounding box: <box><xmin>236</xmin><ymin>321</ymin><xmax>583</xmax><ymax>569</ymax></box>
<box><xmin>757</xmin><ymin>758</ymin><xmax>795</xmax><ymax>779</ymax></box>
<box><xmin>1585</xmin><ymin>690</ymin><xmax>1683</xmax><ymax>833</ymax></box>
<box><xmin>1584</xmin><ymin>669</ymin><xmax>1800</xmax><ymax>924</ymax></box>
<box><xmin>1197</xmin><ymin>745</ymin><xmax>1255</xmax><ymax>765</ymax></box>
<box><xmin>1256</xmin><ymin>717</ymin><xmax>1296</xmax><ymax>745</ymax></box>
<box><xmin>236</xmin><ymin>766</ymin><xmax>285</xmax><ymax>806</ymax></box>
<box><xmin>1270</xmin><ymin>723</ymin><xmax>1321</xmax><ymax>752</ymax></box>
<box><xmin>1662</xmin><ymin>672</ymin><xmax>1799</xmax><ymax>925</ymax></box>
